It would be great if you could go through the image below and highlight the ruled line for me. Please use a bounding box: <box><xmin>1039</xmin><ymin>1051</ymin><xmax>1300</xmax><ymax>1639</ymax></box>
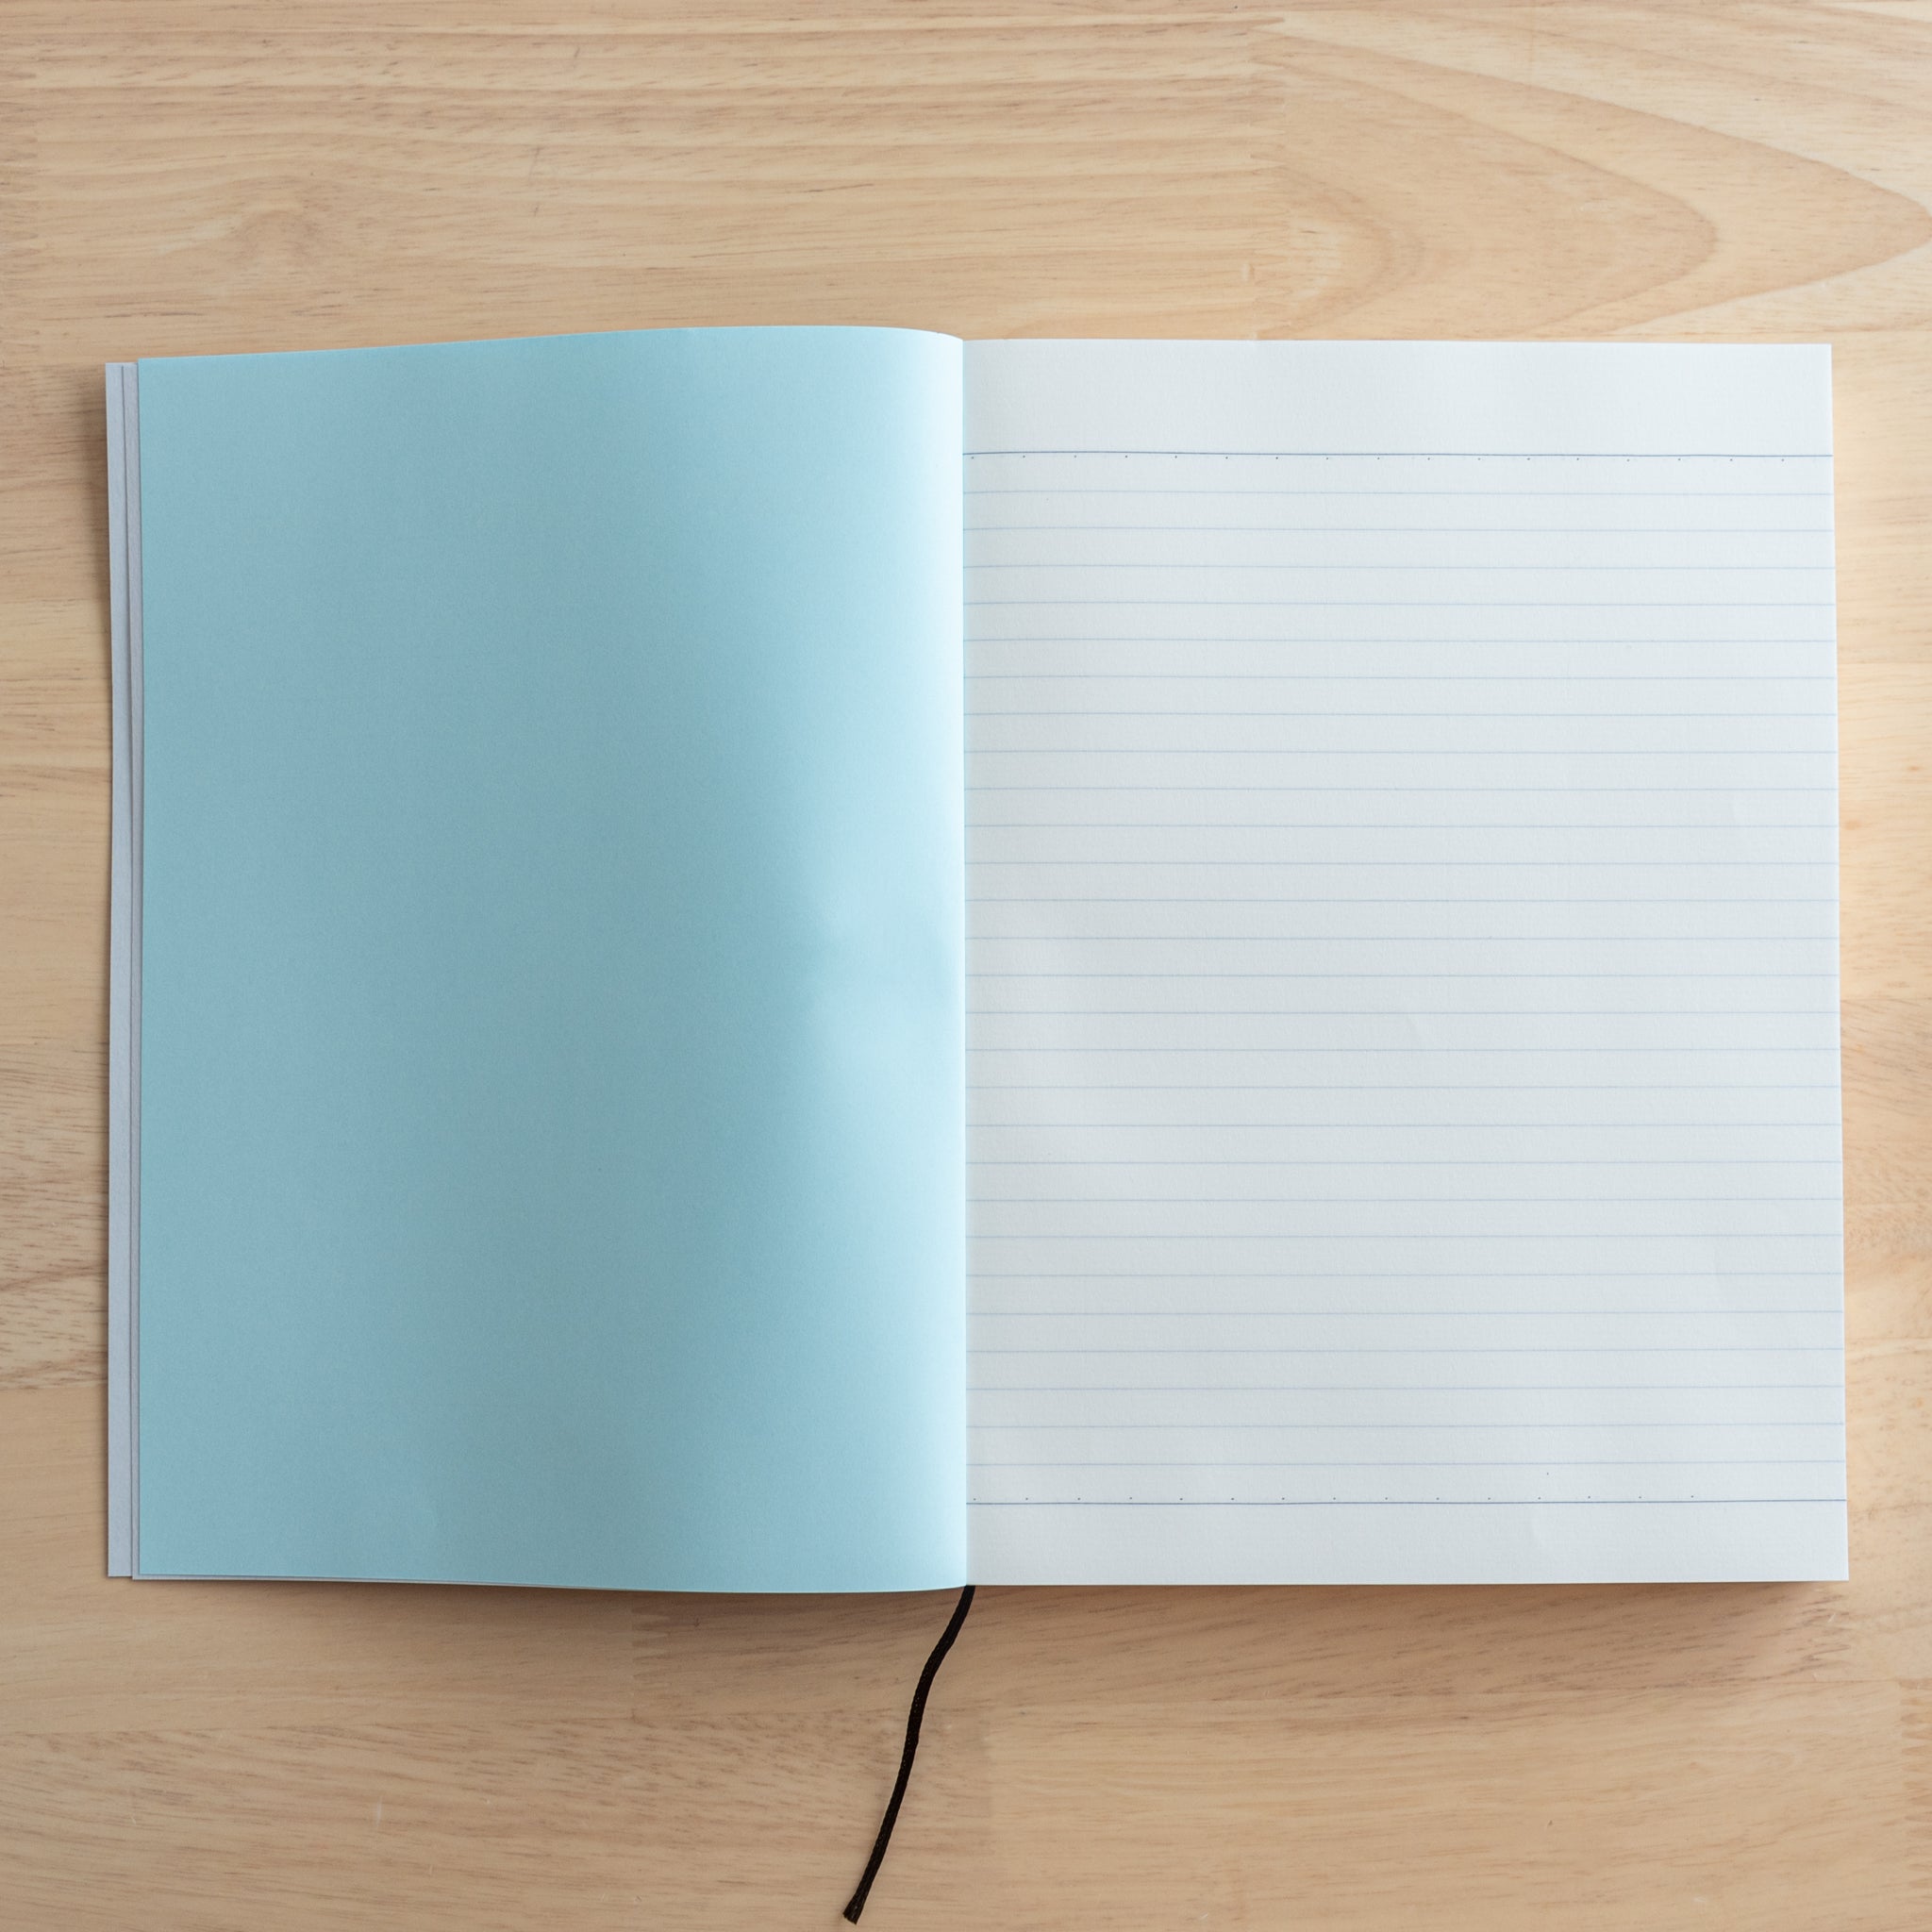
<box><xmin>962</xmin><ymin>433</ymin><xmax>1841</xmax><ymax>1542</ymax></box>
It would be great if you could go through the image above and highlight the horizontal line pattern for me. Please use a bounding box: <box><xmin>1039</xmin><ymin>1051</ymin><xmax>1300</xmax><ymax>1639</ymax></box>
<box><xmin>964</xmin><ymin>446</ymin><xmax>1841</xmax><ymax>1519</ymax></box>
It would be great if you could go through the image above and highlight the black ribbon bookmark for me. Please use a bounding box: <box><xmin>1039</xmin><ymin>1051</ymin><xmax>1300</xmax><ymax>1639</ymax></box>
<box><xmin>842</xmin><ymin>1585</ymin><xmax>976</xmax><ymax>1923</ymax></box>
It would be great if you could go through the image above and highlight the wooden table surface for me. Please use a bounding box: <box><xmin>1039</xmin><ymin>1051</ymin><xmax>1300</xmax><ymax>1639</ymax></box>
<box><xmin>5</xmin><ymin>3</ymin><xmax>1930</xmax><ymax>1925</ymax></box>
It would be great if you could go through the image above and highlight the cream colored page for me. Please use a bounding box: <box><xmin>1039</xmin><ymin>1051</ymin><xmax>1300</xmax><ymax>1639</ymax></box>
<box><xmin>961</xmin><ymin>341</ymin><xmax>1843</xmax><ymax>1584</ymax></box>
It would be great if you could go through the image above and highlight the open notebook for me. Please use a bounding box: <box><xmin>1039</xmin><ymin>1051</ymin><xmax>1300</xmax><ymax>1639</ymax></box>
<box><xmin>107</xmin><ymin>330</ymin><xmax>1844</xmax><ymax>1590</ymax></box>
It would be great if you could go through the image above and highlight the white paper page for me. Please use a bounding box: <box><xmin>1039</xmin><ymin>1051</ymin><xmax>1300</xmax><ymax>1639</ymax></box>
<box><xmin>962</xmin><ymin>341</ymin><xmax>1843</xmax><ymax>1583</ymax></box>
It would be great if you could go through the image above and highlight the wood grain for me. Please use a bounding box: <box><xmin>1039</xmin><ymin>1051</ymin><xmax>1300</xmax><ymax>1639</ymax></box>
<box><xmin>4</xmin><ymin>2</ymin><xmax>1930</xmax><ymax>1924</ymax></box>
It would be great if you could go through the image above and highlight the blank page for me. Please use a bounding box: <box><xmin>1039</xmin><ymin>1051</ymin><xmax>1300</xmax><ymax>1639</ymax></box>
<box><xmin>122</xmin><ymin>328</ymin><xmax>967</xmax><ymax>1592</ymax></box>
<box><xmin>962</xmin><ymin>341</ymin><xmax>1842</xmax><ymax>1583</ymax></box>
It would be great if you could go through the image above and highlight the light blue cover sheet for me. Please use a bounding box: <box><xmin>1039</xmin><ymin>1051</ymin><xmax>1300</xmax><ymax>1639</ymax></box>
<box><xmin>134</xmin><ymin>327</ymin><xmax>966</xmax><ymax>1591</ymax></box>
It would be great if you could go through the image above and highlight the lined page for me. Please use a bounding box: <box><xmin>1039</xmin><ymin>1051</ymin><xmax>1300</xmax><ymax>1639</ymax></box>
<box><xmin>962</xmin><ymin>341</ymin><xmax>1843</xmax><ymax>1584</ymax></box>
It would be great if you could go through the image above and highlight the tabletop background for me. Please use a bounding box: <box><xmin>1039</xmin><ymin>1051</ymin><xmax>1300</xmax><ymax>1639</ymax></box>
<box><xmin>4</xmin><ymin>3</ymin><xmax>1930</xmax><ymax>1925</ymax></box>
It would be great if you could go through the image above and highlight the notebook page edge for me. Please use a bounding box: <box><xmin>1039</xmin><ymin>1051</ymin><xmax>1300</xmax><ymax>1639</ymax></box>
<box><xmin>106</xmin><ymin>362</ymin><xmax>138</xmax><ymax>1577</ymax></box>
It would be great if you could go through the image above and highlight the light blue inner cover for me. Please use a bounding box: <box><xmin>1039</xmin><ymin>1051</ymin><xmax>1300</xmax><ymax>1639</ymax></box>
<box><xmin>135</xmin><ymin>327</ymin><xmax>965</xmax><ymax>1591</ymax></box>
